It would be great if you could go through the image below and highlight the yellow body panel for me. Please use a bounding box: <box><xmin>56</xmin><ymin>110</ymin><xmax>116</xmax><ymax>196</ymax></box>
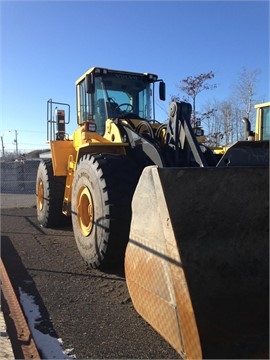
<box><xmin>254</xmin><ymin>102</ymin><xmax>270</xmax><ymax>141</ymax></box>
<box><xmin>103</xmin><ymin>120</ymin><xmax>126</xmax><ymax>143</ymax></box>
<box><xmin>51</xmin><ymin>140</ymin><xmax>76</xmax><ymax>176</ymax></box>
<box><xmin>71</xmin><ymin>125</ymin><xmax>110</xmax><ymax>149</ymax></box>
<box><xmin>211</xmin><ymin>146</ymin><xmax>228</xmax><ymax>155</ymax></box>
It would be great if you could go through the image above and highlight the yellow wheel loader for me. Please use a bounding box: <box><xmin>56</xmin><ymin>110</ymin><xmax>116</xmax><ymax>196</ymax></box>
<box><xmin>36</xmin><ymin>67</ymin><xmax>269</xmax><ymax>359</ymax></box>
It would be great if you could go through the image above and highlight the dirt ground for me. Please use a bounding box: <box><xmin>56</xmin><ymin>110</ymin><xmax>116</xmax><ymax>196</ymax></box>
<box><xmin>1</xmin><ymin>206</ymin><xmax>181</xmax><ymax>359</ymax></box>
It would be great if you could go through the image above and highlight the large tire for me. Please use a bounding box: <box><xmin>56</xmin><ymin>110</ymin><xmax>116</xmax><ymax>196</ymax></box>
<box><xmin>36</xmin><ymin>159</ymin><xmax>68</xmax><ymax>228</ymax></box>
<box><xmin>71</xmin><ymin>153</ymin><xmax>142</xmax><ymax>269</ymax></box>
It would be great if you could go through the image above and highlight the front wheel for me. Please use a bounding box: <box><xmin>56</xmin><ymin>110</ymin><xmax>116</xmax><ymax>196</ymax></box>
<box><xmin>71</xmin><ymin>153</ymin><xmax>142</xmax><ymax>269</ymax></box>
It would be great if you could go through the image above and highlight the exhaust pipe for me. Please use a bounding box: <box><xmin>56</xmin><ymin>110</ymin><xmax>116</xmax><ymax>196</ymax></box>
<box><xmin>242</xmin><ymin>117</ymin><xmax>255</xmax><ymax>141</ymax></box>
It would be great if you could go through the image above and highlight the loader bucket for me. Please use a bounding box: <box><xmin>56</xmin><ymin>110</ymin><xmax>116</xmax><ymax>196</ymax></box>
<box><xmin>125</xmin><ymin>166</ymin><xmax>269</xmax><ymax>359</ymax></box>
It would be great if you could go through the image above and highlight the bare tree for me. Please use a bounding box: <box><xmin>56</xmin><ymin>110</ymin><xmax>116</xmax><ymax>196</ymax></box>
<box><xmin>219</xmin><ymin>101</ymin><xmax>234</xmax><ymax>145</ymax></box>
<box><xmin>231</xmin><ymin>103</ymin><xmax>244</xmax><ymax>141</ymax></box>
<box><xmin>172</xmin><ymin>67</ymin><xmax>260</xmax><ymax>146</ymax></box>
<box><xmin>202</xmin><ymin>100</ymin><xmax>223</xmax><ymax>147</ymax></box>
<box><xmin>176</xmin><ymin>71</ymin><xmax>217</xmax><ymax>126</ymax></box>
<box><xmin>233</xmin><ymin>66</ymin><xmax>260</xmax><ymax>125</ymax></box>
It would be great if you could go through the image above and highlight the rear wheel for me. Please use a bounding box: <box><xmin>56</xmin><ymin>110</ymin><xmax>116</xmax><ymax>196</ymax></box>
<box><xmin>36</xmin><ymin>159</ymin><xmax>68</xmax><ymax>227</ymax></box>
<box><xmin>71</xmin><ymin>153</ymin><xmax>142</xmax><ymax>269</ymax></box>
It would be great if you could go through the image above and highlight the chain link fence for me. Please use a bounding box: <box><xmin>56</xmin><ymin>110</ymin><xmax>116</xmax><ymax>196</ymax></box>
<box><xmin>0</xmin><ymin>160</ymin><xmax>40</xmax><ymax>194</ymax></box>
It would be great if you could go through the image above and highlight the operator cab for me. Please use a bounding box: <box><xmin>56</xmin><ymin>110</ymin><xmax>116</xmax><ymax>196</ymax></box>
<box><xmin>76</xmin><ymin>67</ymin><xmax>165</xmax><ymax>135</ymax></box>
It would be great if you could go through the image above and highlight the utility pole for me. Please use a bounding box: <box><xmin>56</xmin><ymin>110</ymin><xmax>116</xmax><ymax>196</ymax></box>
<box><xmin>13</xmin><ymin>130</ymin><xmax>18</xmax><ymax>157</ymax></box>
<box><xmin>1</xmin><ymin>135</ymin><xmax>5</xmax><ymax>158</ymax></box>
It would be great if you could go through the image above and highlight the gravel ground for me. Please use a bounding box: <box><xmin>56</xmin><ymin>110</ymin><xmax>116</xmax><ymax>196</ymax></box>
<box><xmin>1</xmin><ymin>206</ymin><xmax>181</xmax><ymax>359</ymax></box>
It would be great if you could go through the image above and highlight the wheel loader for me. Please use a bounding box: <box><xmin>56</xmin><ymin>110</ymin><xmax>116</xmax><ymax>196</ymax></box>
<box><xmin>36</xmin><ymin>67</ymin><xmax>269</xmax><ymax>359</ymax></box>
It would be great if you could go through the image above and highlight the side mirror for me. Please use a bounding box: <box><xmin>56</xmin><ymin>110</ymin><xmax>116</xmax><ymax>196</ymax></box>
<box><xmin>159</xmin><ymin>81</ymin><xmax>166</xmax><ymax>101</ymax></box>
<box><xmin>85</xmin><ymin>73</ymin><xmax>95</xmax><ymax>94</ymax></box>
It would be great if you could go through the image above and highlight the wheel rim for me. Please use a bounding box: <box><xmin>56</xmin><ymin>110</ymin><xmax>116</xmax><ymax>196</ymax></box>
<box><xmin>77</xmin><ymin>186</ymin><xmax>94</xmax><ymax>236</ymax></box>
<box><xmin>37</xmin><ymin>179</ymin><xmax>44</xmax><ymax>211</ymax></box>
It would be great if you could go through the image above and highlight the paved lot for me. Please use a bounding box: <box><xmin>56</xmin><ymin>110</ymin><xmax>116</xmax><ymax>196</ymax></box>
<box><xmin>0</xmin><ymin>193</ymin><xmax>36</xmax><ymax>209</ymax></box>
<box><xmin>1</xmin><ymin>202</ymin><xmax>181</xmax><ymax>359</ymax></box>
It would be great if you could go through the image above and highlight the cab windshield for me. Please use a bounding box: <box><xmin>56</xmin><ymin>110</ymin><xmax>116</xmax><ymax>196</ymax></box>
<box><xmin>94</xmin><ymin>74</ymin><xmax>153</xmax><ymax>134</ymax></box>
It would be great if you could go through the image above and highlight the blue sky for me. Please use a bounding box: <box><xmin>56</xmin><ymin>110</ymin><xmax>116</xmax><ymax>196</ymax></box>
<box><xmin>1</xmin><ymin>0</ymin><xmax>269</xmax><ymax>153</ymax></box>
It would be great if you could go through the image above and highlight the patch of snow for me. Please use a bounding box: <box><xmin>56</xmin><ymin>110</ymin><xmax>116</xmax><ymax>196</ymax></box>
<box><xmin>19</xmin><ymin>288</ymin><xmax>76</xmax><ymax>359</ymax></box>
